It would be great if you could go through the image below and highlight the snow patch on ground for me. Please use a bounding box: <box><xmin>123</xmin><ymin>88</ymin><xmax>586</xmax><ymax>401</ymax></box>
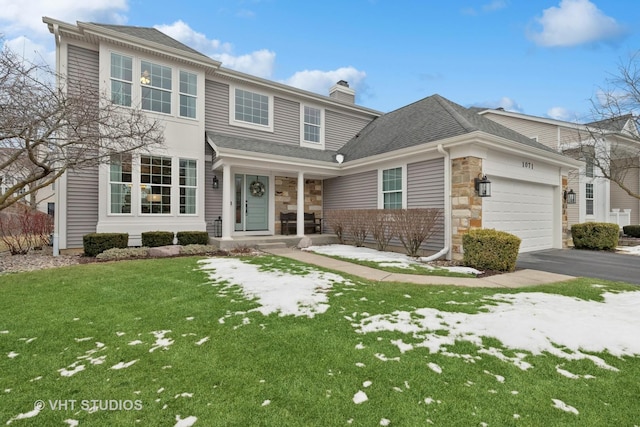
<box><xmin>199</xmin><ymin>257</ymin><xmax>351</xmax><ymax>318</ymax></box>
<box><xmin>354</xmin><ymin>291</ymin><xmax>640</xmax><ymax>371</ymax></box>
<box><xmin>111</xmin><ymin>360</ymin><xmax>138</xmax><ymax>370</ymax></box>
<box><xmin>305</xmin><ymin>244</ymin><xmax>482</xmax><ymax>275</ymax></box>
<box><xmin>353</xmin><ymin>390</ymin><xmax>368</xmax><ymax>404</ymax></box>
<box><xmin>552</xmin><ymin>398</ymin><xmax>579</xmax><ymax>415</ymax></box>
<box><xmin>617</xmin><ymin>245</ymin><xmax>640</xmax><ymax>255</ymax></box>
<box><xmin>149</xmin><ymin>330</ymin><xmax>174</xmax><ymax>352</ymax></box>
<box><xmin>174</xmin><ymin>415</ymin><xmax>198</xmax><ymax>427</ymax></box>
<box><xmin>6</xmin><ymin>405</ymin><xmax>42</xmax><ymax>424</ymax></box>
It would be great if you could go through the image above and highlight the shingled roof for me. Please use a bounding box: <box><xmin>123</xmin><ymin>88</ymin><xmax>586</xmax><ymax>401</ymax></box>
<box><xmin>89</xmin><ymin>23</ymin><xmax>211</xmax><ymax>60</ymax></box>
<box><xmin>586</xmin><ymin>114</ymin><xmax>634</xmax><ymax>133</ymax></box>
<box><xmin>339</xmin><ymin>94</ymin><xmax>557</xmax><ymax>161</ymax></box>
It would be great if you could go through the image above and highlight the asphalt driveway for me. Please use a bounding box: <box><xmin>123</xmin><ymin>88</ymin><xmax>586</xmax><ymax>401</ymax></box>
<box><xmin>516</xmin><ymin>249</ymin><xmax>640</xmax><ymax>285</ymax></box>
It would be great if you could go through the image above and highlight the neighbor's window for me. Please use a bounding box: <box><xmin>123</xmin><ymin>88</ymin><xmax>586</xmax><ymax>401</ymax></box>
<box><xmin>179</xmin><ymin>70</ymin><xmax>197</xmax><ymax>118</ymax></box>
<box><xmin>303</xmin><ymin>106</ymin><xmax>322</xmax><ymax>143</ymax></box>
<box><xmin>585</xmin><ymin>156</ymin><xmax>594</xmax><ymax>178</ymax></box>
<box><xmin>140</xmin><ymin>60</ymin><xmax>172</xmax><ymax>114</ymax></box>
<box><xmin>382</xmin><ymin>167</ymin><xmax>403</xmax><ymax>209</ymax></box>
<box><xmin>231</xmin><ymin>87</ymin><xmax>273</xmax><ymax>131</ymax></box>
<box><xmin>109</xmin><ymin>153</ymin><xmax>132</xmax><ymax>214</ymax></box>
<box><xmin>140</xmin><ymin>155</ymin><xmax>172</xmax><ymax>214</ymax></box>
<box><xmin>585</xmin><ymin>183</ymin><xmax>594</xmax><ymax>215</ymax></box>
<box><xmin>179</xmin><ymin>159</ymin><xmax>197</xmax><ymax>214</ymax></box>
<box><xmin>110</xmin><ymin>53</ymin><xmax>132</xmax><ymax>107</ymax></box>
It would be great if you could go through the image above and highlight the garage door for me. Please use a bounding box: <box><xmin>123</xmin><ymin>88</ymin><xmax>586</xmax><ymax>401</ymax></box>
<box><xmin>483</xmin><ymin>177</ymin><xmax>554</xmax><ymax>252</ymax></box>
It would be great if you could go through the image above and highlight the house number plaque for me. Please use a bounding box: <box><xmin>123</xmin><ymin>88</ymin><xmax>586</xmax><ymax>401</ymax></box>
<box><xmin>522</xmin><ymin>161</ymin><xmax>534</xmax><ymax>169</ymax></box>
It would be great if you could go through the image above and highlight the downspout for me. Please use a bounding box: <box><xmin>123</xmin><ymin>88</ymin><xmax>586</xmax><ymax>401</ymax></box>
<box><xmin>421</xmin><ymin>144</ymin><xmax>451</xmax><ymax>262</ymax></box>
<box><xmin>52</xmin><ymin>23</ymin><xmax>61</xmax><ymax>256</ymax></box>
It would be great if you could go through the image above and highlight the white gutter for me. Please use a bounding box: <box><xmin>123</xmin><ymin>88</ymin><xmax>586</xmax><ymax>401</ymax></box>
<box><xmin>421</xmin><ymin>143</ymin><xmax>451</xmax><ymax>261</ymax></box>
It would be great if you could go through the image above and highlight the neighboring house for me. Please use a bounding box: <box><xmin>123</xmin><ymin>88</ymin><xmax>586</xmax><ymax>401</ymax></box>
<box><xmin>0</xmin><ymin>148</ymin><xmax>55</xmax><ymax>215</ymax></box>
<box><xmin>476</xmin><ymin>108</ymin><xmax>640</xmax><ymax>229</ymax></box>
<box><xmin>44</xmin><ymin>17</ymin><xmax>581</xmax><ymax>260</ymax></box>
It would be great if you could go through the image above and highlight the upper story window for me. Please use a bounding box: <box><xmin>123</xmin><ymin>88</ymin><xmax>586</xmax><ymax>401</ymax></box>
<box><xmin>179</xmin><ymin>71</ymin><xmax>197</xmax><ymax>119</ymax></box>
<box><xmin>585</xmin><ymin>156</ymin><xmax>594</xmax><ymax>178</ymax></box>
<box><xmin>301</xmin><ymin>105</ymin><xmax>324</xmax><ymax>148</ymax></box>
<box><xmin>110</xmin><ymin>53</ymin><xmax>132</xmax><ymax>107</ymax></box>
<box><xmin>140</xmin><ymin>60</ymin><xmax>172</xmax><ymax>114</ymax></box>
<box><xmin>381</xmin><ymin>167</ymin><xmax>404</xmax><ymax>209</ymax></box>
<box><xmin>230</xmin><ymin>86</ymin><xmax>273</xmax><ymax>132</ymax></box>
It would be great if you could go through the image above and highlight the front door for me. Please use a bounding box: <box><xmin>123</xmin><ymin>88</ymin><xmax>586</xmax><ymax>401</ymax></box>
<box><xmin>235</xmin><ymin>174</ymin><xmax>269</xmax><ymax>232</ymax></box>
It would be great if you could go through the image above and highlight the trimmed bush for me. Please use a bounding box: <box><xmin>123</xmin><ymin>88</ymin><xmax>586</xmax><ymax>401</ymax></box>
<box><xmin>571</xmin><ymin>222</ymin><xmax>620</xmax><ymax>250</ymax></box>
<box><xmin>463</xmin><ymin>229</ymin><xmax>521</xmax><ymax>272</ymax></box>
<box><xmin>141</xmin><ymin>231</ymin><xmax>174</xmax><ymax>248</ymax></box>
<box><xmin>176</xmin><ymin>231</ymin><xmax>210</xmax><ymax>246</ymax></box>
<box><xmin>96</xmin><ymin>247</ymin><xmax>149</xmax><ymax>261</ymax></box>
<box><xmin>83</xmin><ymin>233</ymin><xmax>128</xmax><ymax>257</ymax></box>
<box><xmin>180</xmin><ymin>244</ymin><xmax>224</xmax><ymax>256</ymax></box>
<box><xmin>623</xmin><ymin>225</ymin><xmax>640</xmax><ymax>238</ymax></box>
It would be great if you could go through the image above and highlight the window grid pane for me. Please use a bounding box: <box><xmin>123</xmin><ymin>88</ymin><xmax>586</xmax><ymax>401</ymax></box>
<box><xmin>109</xmin><ymin>154</ymin><xmax>132</xmax><ymax>214</ymax></box>
<box><xmin>179</xmin><ymin>159</ymin><xmax>197</xmax><ymax>214</ymax></box>
<box><xmin>179</xmin><ymin>71</ymin><xmax>197</xmax><ymax>118</ymax></box>
<box><xmin>586</xmin><ymin>183</ymin><xmax>594</xmax><ymax>215</ymax></box>
<box><xmin>303</xmin><ymin>106</ymin><xmax>321</xmax><ymax>143</ymax></box>
<box><xmin>235</xmin><ymin>89</ymin><xmax>269</xmax><ymax>126</ymax></box>
<box><xmin>140</xmin><ymin>156</ymin><xmax>172</xmax><ymax>214</ymax></box>
<box><xmin>110</xmin><ymin>53</ymin><xmax>132</xmax><ymax>107</ymax></box>
<box><xmin>382</xmin><ymin>167</ymin><xmax>403</xmax><ymax>209</ymax></box>
<box><xmin>141</xmin><ymin>60</ymin><xmax>172</xmax><ymax>114</ymax></box>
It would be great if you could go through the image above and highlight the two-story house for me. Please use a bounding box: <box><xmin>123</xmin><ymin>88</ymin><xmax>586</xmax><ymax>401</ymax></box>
<box><xmin>477</xmin><ymin>108</ymin><xmax>640</xmax><ymax>229</ymax></box>
<box><xmin>44</xmin><ymin>17</ymin><xmax>581</xmax><ymax>260</ymax></box>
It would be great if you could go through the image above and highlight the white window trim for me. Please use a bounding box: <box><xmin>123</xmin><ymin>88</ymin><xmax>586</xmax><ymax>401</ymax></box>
<box><xmin>178</xmin><ymin>69</ymin><xmax>198</xmax><ymax>120</ymax></box>
<box><xmin>139</xmin><ymin>155</ymin><xmax>173</xmax><ymax>216</ymax></box>
<box><xmin>109</xmin><ymin>52</ymin><xmax>133</xmax><ymax>108</ymax></box>
<box><xmin>140</xmin><ymin>59</ymin><xmax>173</xmax><ymax>116</ymax></box>
<box><xmin>178</xmin><ymin>158</ymin><xmax>198</xmax><ymax>216</ymax></box>
<box><xmin>377</xmin><ymin>165</ymin><xmax>407</xmax><ymax>209</ymax></box>
<box><xmin>229</xmin><ymin>85</ymin><xmax>274</xmax><ymax>132</ymax></box>
<box><xmin>108</xmin><ymin>154</ymin><xmax>133</xmax><ymax>216</ymax></box>
<box><xmin>300</xmin><ymin>104</ymin><xmax>325</xmax><ymax>149</ymax></box>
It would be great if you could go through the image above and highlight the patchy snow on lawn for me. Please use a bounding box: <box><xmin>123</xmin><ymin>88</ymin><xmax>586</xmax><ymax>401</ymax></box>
<box><xmin>198</xmin><ymin>257</ymin><xmax>351</xmax><ymax>318</ymax></box>
<box><xmin>304</xmin><ymin>244</ymin><xmax>482</xmax><ymax>275</ymax></box>
<box><xmin>354</xmin><ymin>291</ymin><xmax>640</xmax><ymax>372</ymax></box>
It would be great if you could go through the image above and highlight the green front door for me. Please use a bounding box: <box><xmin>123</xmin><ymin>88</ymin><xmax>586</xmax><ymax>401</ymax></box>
<box><xmin>235</xmin><ymin>174</ymin><xmax>269</xmax><ymax>232</ymax></box>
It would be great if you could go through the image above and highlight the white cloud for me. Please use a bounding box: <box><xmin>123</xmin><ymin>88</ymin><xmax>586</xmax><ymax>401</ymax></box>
<box><xmin>547</xmin><ymin>106</ymin><xmax>576</xmax><ymax>121</ymax></box>
<box><xmin>156</xmin><ymin>20</ymin><xmax>275</xmax><ymax>79</ymax></box>
<box><xmin>528</xmin><ymin>0</ymin><xmax>626</xmax><ymax>47</ymax></box>
<box><xmin>0</xmin><ymin>0</ymin><xmax>128</xmax><ymax>39</ymax></box>
<box><xmin>483</xmin><ymin>0</ymin><xmax>508</xmax><ymax>12</ymax></box>
<box><xmin>282</xmin><ymin>67</ymin><xmax>367</xmax><ymax>98</ymax></box>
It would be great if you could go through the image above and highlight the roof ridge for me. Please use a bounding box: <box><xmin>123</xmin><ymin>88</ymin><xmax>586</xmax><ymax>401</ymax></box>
<box><xmin>432</xmin><ymin>94</ymin><xmax>478</xmax><ymax>133</ymax></box>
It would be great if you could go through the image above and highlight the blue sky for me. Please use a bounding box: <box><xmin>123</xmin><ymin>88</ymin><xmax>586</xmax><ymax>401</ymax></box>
<box><xmin>1</xmin><ymin>0</ymin><xmax>639</xmax><ymax>121</ymax></box>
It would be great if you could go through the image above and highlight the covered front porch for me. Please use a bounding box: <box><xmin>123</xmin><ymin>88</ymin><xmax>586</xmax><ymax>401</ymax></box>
<box><xmin>205</xmin><ymin>131</ymin><xmax>344</xmax><ymax>244</ymax></box>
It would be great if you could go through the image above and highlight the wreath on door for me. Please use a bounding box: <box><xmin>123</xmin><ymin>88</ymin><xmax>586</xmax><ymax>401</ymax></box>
<box><xmin>249</xmin><ymin>180</ymin><xmax>265</xmax><ymax>197</ymax></box>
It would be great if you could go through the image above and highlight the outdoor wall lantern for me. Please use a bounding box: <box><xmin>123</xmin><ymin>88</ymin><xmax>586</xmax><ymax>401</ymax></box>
<box><xmin>474</xmin><ymin>174</ymin><xmax>491</xmax><ymax>197</ymax></box>
<box><xmin>564</xmin><ymin>189</ymin><xmax>576</xmax><ymax>204</ymax></box>
<box><xmin>212</xmin><ymin>175</ymin><xmax>219</xmax><ymax>189</ymax></box>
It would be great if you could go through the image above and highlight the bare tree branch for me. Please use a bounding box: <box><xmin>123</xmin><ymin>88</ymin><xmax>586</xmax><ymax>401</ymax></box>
<box><xmin>0</xmin><ymin>41</ymin><xmax>165</xmax><ymax>211</ymax></box>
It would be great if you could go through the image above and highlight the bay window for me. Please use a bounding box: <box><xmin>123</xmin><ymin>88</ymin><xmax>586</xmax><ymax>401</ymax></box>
<box><xmin>179</xmin><ymin>159</ymin><xmax>197</xmax><ymax>214</ymax></box>
<box><xmin>109</xmin><ymin>153</ymin><xmax>132</xmax><ymax>214</ymax></box>
<box><xmin>140</xmin><ymin>156</ymin><xmax>172</xmax><ymax>214</ymax></box>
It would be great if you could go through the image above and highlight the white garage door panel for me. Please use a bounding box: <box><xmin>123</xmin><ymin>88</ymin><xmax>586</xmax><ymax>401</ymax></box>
<box><xmin>483</xmin><ymin>178</ymin><xmax>554</xmax><ymax>252</ymax></box>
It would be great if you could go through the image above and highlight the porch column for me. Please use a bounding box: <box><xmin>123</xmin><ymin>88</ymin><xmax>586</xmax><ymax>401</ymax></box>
<box><xmin>221</xmin><ymin>164</ymin><xmax>232</xmax><ymax>240</ymax></box>
<box><xmin>297</xmin><ymin>171</ymin><xmax>305</xmax><ymax>237</ymax></box>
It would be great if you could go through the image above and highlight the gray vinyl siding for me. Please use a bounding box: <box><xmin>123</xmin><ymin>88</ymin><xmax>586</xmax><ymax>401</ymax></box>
<box><xmin>325</xmin><ymin>110</ymin><xmax>372</xmax><ymax>151</ymax></box>
<box><xmin>205</xmin><ymin>79</ymin><xmax>298</xmax><ymax>145</ymax></box>
<box><xmin>407</xmin><ymin>158</ymin><xmax>445</xmax><ymax>250</ymax></box>
<box><xmin>483</xmin><ymin>113</ymin><xmax>561</xmax><ymax>151</ymax></box>
<box><xmin>610</xmin><ymin>158</ymin><xmax>640</xmax><ymax>224</ymax></box>
<box><xmin>204</xmin><ymin>145</ymin><xmax>223</xmax><ymax>234</ymax></box>
<box><xmin>66</xmin><ymin>45</ymin><xmax>100</xmax><ymax>248</ymax></box>
<box><xmin>205</xmin><ymin>78</ymin><xmax>374</xmax><ymax>150</ymax></box>
<box><xmin>323</xmin><ymin>171</ymin><xmax>378</xmax><ymax>210</ymax></box>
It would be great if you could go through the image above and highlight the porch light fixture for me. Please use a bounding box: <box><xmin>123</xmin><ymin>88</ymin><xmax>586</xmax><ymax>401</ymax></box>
<box><xmin>474</xmin><ymin>174</ymin><xmax>491</xmax><ymax>197</ymax></box>
<box><xmin>335</xmin><ymin>153</ymin><xmax>344</xmax><ymax>164</ymax></box>
<box><xmin>564</xmin><ymin>189</ymin><xmax>576</xmax><ymax>204</ymax></box>
<box><xmin>212</xmin><ymin>175</ymin><xmax>219</xmax><ymax>189</ymax></box>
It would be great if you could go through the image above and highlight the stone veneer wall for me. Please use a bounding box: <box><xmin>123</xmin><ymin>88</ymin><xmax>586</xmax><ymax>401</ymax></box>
<box><xmin>274</xmin><ymin>176</ymin><xmax>323</xmax><ymax>234</ymax></box>
<box><xmin>451</xmin><ymin>157</ymin><xmax>483</xmax><ymax>261</ymax></box>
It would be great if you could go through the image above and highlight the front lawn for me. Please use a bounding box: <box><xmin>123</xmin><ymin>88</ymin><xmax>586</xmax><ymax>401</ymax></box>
<box><xmin>1</xmin><ymin>256</ymin><xmax>639</xmax><ymax>426</ymax></box>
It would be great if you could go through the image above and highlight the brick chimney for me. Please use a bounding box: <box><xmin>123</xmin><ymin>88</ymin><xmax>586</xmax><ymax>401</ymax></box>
<box><xmin>329</xmin><ymin>80</ymin><xmax>355</xmax><ymax>104</ymax></box>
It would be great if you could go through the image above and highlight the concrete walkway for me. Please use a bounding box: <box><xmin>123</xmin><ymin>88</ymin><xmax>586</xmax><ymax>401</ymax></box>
<box><xmin>262</xmin><ymin>247</ymin><xmax>575</xmax><ymax>288</ymax></box>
